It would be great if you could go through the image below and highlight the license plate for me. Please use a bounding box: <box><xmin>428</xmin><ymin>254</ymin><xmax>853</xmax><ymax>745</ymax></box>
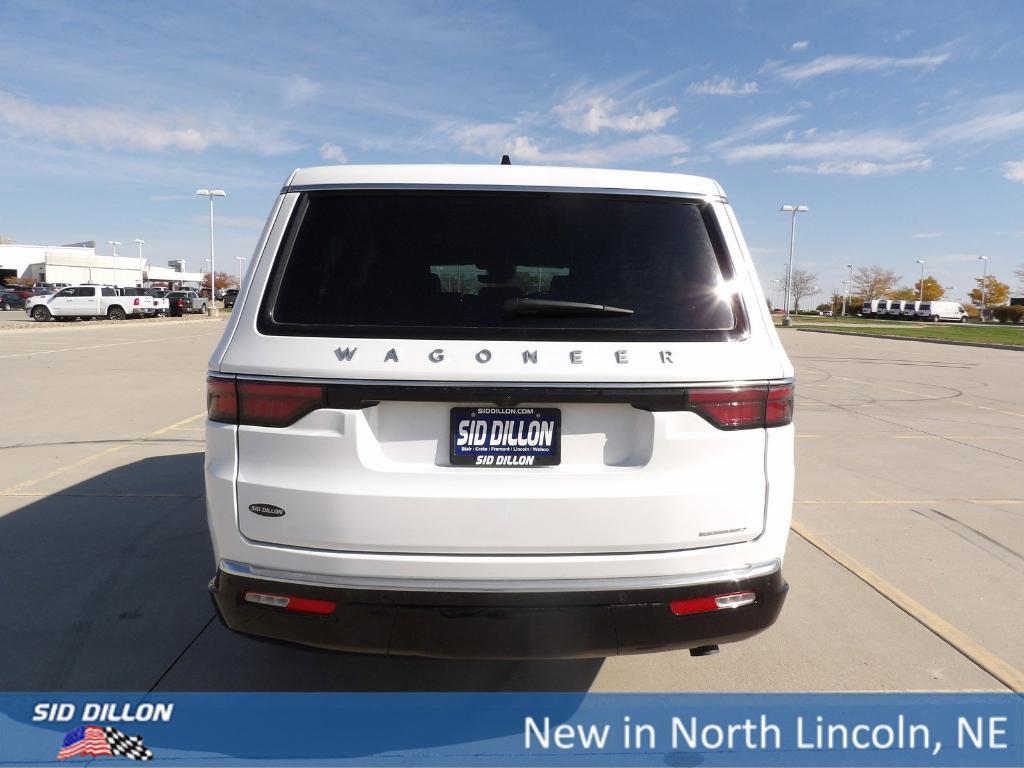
<box><xmin>450</xmin><ymin>407</ymin><xmax>560</xmax><ymax>467</ymax></box>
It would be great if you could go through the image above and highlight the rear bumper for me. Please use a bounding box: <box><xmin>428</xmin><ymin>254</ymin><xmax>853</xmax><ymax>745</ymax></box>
<box><xmin>209</xmin><ymin>565</ymin><xmax>787</xmax><ymax>659</ymax></box>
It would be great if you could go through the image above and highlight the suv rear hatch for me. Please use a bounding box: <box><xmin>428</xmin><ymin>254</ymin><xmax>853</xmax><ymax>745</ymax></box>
<box><xmin>220</xmin><ymin>190</ymin><xmax>788</xmax><ymax>556</ymax></box>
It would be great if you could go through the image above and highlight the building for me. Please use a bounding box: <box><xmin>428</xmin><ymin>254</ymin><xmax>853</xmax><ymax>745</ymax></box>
<box><xmin>0</xmin><ymin>238</ymin><xmax>205</xmax><ymax>288</ymax></box>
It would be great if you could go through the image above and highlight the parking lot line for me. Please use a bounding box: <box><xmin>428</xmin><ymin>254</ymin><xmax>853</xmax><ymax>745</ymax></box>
<box><xmin>0</xmin><ymin>329</ymin><xmax>221</xmax><ymax>359</ymax></box>
<box><xmin>797</xmin><ymin>499</ymin><xmax>1024</xmax><ymax>504</ymax></box>
<box><xmin>791</xmin><ymin>521</ymin><xmax>1024</xmax><ymax>692</ymax></box>
<box><xmin>0</xmin><ymin>412</ymin><xmax>205</xmax><ymax>495</ymax></box>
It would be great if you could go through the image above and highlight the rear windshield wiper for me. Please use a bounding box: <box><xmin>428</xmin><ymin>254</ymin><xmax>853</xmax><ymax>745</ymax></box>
<box><xmin>501</xmin><ymin>298</ymin><xmax>634</xmax><ymax>319</ymax></box>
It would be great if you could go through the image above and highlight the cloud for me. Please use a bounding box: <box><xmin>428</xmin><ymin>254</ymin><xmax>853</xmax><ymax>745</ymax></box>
<box><xmin>669</xmin><ymin>156</ymin><xmax>688</xmax><ymax>166</ymax></box>
<box><xmin>776</xmin><ymin>53</ymin><xmax>949</xmax><ymax>81</ymax></box>
<box><xmin>281</xmin><ymin>76</ymin><xmax>322</xmax><ymax>107</ymax></box>
<box><xmin>553</xmin><ymin>91</ymin><xmax>677</xmax><ymax>134</ymax></box>
<box><xmin>913</xmin><ymin>232</ymin><xmax>944</xmax><ymax>238</ymax></box>
<box><xmin>440</xmin><ymin>118</ymin><xmax>688</xmax><ymax>166</ymax></box>
<box><xmin>318</xmin><ymin>142</ymin><xmax>349</xmax><ymax>163</ymax></box>
<box><xmin>935</xmin><ymin>109</ymin><xmax>1024</xmax><ymax>145</ymax></box>
<box><xmin>687</xmin><ymin>77</ymin><xmax>759</xmax><ymax>96</ymax></box>
<box><xmin>783</xmin><ymin>158</ymin><xmax>932</xmax><ymax>176</ymax></box>
<box><xmin>722</xmin><ymin>130</ymin><xmax>925</xmax><ymax>163</ymax></box>
<box><xmin>0</xmin><ymin>89</ymin><xmax>300</xmax><ymax>156</ymax></box>
<box><xmin>791</xmin><ymin>41</ymin><xmax>809</xmax><ymax>51</ymax></box>
<box><xmin>709</xmin><ymin>114</ymin><xmax>801</xmax><ymax>148</ymax></box>
<box><xmin>1003</xmin><ymin>160</ymin><xmax>1024</xmax><ymax>182</ymax></box>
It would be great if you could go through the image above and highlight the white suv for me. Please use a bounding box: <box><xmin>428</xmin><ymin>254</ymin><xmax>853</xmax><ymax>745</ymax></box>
<box><xmin>205</xmin><ymin>164</ymin><xmax>794</xmax><ymax>659</ymax></box>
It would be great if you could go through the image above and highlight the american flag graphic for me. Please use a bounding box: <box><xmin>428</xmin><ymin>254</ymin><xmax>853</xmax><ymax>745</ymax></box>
<box><xmin>57</xmin><ymin>725</ymin><xmax>153</xmax><ymax>761</ymax></box>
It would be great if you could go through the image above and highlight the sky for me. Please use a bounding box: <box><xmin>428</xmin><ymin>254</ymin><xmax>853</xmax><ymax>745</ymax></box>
<box><xmin>2</xmin><ymin>0</ymin><xmax>1024</xmax><ymax>304</ymax></box>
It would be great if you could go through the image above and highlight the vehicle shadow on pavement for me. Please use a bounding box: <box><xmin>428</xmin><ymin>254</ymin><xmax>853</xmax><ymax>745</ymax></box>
<box><xmin>0</xmin><ymin>452</ymin><xmax>602</xmax><ymax>692</ymax></box>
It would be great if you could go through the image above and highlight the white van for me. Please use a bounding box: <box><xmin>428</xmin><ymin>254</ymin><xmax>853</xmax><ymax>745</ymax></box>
<box><xmin>887</xmin><ymin>299</ymin><xmax>906</xmax><ymax>319</ymax></box>
<box><xmin>916</xmin><ymin>301</ymin><xmax>969</xmax><ymax>323</ymax></box>
<box><xmin>860</xmin><ymin>299</ymin><xmax>881</xmax><ymax>317</ymax></box>
<box><xmin>205</xmin><ymin>164</ymin><xmax>794</xmax><ymax>658</ymax></box>
<box><xmin>902</xmin><ymin>300</ymin><xmax>922</xmax><ymax>319</ymax></box>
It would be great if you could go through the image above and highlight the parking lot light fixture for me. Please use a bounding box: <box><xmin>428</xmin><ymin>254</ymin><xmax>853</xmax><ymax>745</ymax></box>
<box><xmin>196</xmin><ymin>188</ymin><xmax>226</xmax><ymax>317</ymax></box>
<box><xmin>978</xmin><ymin>256</ymin><xmax>989</xmax><ymax>322</ymax></box>
<box><xmin>235</xmin><ymin>255</ymin><xmax>246</xmax><ymax>286</ymax></box>
<box><xmin>779</xmin><ymin>205</ymin><xmax>809</xmax><ymax>327</ymax></box>
<box><xmin>135</xmin><ymin>239</ymin><xmax>145</xmax><ymax>287</ymax></box>
<box><xmin>108</xmin><ymin>240</ymin><xmax>121</xmax><ymax>287</ymax></box>
<box><xmin>916</xmin><ymin>259</ymin><xmax>926</xmax><ymax>301</ymax></box>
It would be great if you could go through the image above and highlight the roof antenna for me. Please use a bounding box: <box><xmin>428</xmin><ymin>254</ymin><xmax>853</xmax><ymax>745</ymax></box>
<box><xmin>500</xmin><ymin>154</ymin><xmax>511</xmax><ymax>165</ymax></box>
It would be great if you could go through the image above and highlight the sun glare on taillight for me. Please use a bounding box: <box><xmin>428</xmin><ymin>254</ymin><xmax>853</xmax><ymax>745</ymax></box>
<box><xmin>686</xmin><ymin>383</ymin><xmax>794</xmax><ymax>430</ymax></box>
<box><xmin>207</xmin><ymin>377</ymin><xmax>238</xmax><ymax>423</ymax></box>
<box><xmin>236</xmin><ymin>380</ymin><xmax>325</xmax><ymax>428</ymax></box>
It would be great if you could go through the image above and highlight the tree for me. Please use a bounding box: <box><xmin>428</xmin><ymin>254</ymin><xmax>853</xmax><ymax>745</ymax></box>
<box><xmin>1015</xmin><ymin>266</ymin><xmax>1024</xmax><ymax>289</ymax></box>
<box><xmin>785</xmin><ymin>268</ymin><xmax>818</xmax><ymax>312</ymax></box>
<box><xmin>852</xmin><ymin>265</ymin><xmax>901</xmax><ymax>300</ymax></box>
<box><xmin>968</xmin><ymin>275</ymin><xmax>1010</xmax><ymax>307</ymax></box>
<box><xmin>914</xmin><ymin>276</ymin><xmax>945</xmax><ymax>301</ymax></box>
<box><xmin>202</xmin><ymin>271</ymin><xmax>236</xmax><ymax>291</ymax></box>
<box><xmin>890</xmin><ymin>286</ymin><xmax>918</xmax><ymax>301</ymax></box>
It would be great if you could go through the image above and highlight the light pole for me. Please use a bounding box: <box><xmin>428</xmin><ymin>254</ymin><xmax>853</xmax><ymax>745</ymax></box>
<box><xmin>108</xmin><ymin>240</ymin><xmax>121</xmax><ymax>287</ymax></box>
<box><xmin>135</xmin><ymin>239</ymin><xmax>145</xmax><ymax>287</ymax></box>
<box><xmin>768</xmin><ymin>278</ymin><xmax>779</xmax><ymax>309</ymax></box>
<box><xmin>196</xmin><ymin>188</ymin><xmax>226</xmax><ymax>317</ymax></box>
<box><xmin>844</xmin><ymin>264</ymin><xmax>853</xmax><ymax>315</ymax></box>
<box><xmin>978</xmin><ymin>256</ymin><xmax>989</xmax><ymax>322</ymax></box>
<box><xmin>235</xmin><ymin>255</ymin><xmax>246</xmax><ymax>287</ymax></box>
<box><xmin>780</xmin><ymin>205</ymin><xmax>809</xmax><ymax>326</ymax></box>
<box><xmin>916</xmin><ymin>259</ymin><xmax>926</xmax><ymax>302</ymax></box>
<box><xmin>840</xmin><ymin>280</ymin><xmax>849</xmax><ymax>317</ymax></box>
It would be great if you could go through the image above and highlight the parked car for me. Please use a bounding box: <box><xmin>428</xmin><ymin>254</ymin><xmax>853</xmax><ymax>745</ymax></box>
<box><xmin>183</xmin><ymin>290</ymin><xmax>209</xmax><ymax>314</ymax></box>
<box><xmin>205</xmin><ymin>164</ymin><xmax>795</xmax><ymax>659</ymax></box>
<box><xmin>2</xmin><ymin>285</ymin><xmax>35</xmax><ymax>301</ymax></box>
<box><xmin>25</xmin><ymin>284</ymin><xmax>151</xmax><ymax>321</ymax></box>
<box><xmin>222</xmin><ymin>289</ymin><xmax>238</xmax><ymax>309</ymax></box>
<box><xmin>916</xmin><ymin>301</ymin><xmax>969</xmax><ymax>323</ymax></box>
<box><xmin>0</xmin><ymin>288</ymin><xmax>27</xmax><ymax>310</ymax></box>
<box><xmin>166</xmin><ymin>291</ymin><xmax>195</xmax><ymax>317</ymax></box>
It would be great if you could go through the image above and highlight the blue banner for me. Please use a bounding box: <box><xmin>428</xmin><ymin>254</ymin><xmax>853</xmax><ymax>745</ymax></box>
<box><xmin>0</xmin><ymin>693</ymin><xmax>1020</xmax><ymax>766</ymax></box>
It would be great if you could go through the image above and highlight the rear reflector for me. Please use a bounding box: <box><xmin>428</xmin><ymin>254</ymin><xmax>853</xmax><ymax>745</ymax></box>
<box><xmin>244</xmin><ymin>591</ymin><xmax>336</xmax><ymax>616</ymax></box>
<box><xmin>669</xmin><ymin>591</ymin><xmax>756</xmax><ymax>616</ymax></box>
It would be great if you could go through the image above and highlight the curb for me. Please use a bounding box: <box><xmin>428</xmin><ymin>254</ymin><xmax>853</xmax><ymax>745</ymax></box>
<box><xmin>795</xmin><ymin>327</ymin><xmax>1024</xmax><ymax>352</ymax></box>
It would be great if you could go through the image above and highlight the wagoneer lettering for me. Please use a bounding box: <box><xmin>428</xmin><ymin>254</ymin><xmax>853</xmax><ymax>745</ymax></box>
<box><xmin>206</xmin><ymin>163</ymin><xmax>794</xmax><ymax>659</ymax></box>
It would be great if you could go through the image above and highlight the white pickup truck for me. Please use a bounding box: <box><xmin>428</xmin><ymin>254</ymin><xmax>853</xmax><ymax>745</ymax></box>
<box><xmin>26</xmin><ymin>284</ymin><xmax>154</xmax><ymax>321</ymax></box>
<box><xmin>119</xmin><ymin>287</ymin><xmax>169</xmax><ymax>316</ymax></box>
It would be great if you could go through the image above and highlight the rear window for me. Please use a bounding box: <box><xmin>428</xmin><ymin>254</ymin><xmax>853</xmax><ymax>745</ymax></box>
<box><xmin>259</xmin><ymin>191</ymin><xmax>743</xmax><ymax>341</ymax></box>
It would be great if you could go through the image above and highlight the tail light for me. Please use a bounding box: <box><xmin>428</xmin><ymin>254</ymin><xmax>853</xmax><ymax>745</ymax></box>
<box><xmin>686</xmin><ymin>383</ymin><xmax>794</xmax><ymax>430</ymax></box>
<box><xmin>207</xmin><ymin>377</ymin><xmax>238</xmax><ymax>423</ymax></box>
<box><xmin>133</xmin><ymin>298</ymin><xmax>140</xmax><ymax>306</ymax></box>
<box><xmin>207</xmin><ymin>377</ymin><xmax>324</xmax><ymax>427</ymax></box>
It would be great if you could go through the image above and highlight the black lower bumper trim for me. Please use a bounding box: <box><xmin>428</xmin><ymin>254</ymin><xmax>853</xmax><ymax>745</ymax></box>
<box><xmin>210</xmin><ymin>568</ymin><xmax>787</xmax><ymax>659</ymax></box>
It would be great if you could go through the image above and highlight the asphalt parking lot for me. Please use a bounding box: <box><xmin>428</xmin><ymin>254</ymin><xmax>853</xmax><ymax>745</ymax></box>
<box><xmin>0</xmin><ymin>320</ymin><xmax>1021</xmax><ymax>692</ymax></box>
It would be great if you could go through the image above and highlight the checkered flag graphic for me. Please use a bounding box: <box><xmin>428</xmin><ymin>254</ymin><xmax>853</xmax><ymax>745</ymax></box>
<box><xmin>104</xmin><ymin>727</ymin><xmax>154</xmax><ymax>761</ymax></box>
